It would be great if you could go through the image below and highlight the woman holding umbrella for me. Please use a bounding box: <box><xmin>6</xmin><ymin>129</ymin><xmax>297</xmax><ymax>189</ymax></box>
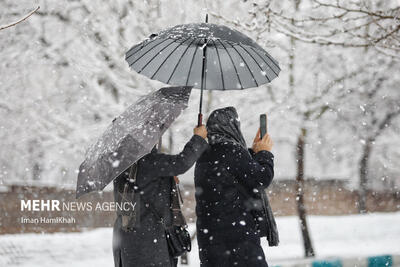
<box><xmin>113</xmin><ymin>124</ymin><xmax>208</xmax><ymax>267</ymax></box>
<box><xmin>194</xmin><ymin>107</ymin><xmax>274</xmax><ymax>267</ymax></box>
<box><xmin>76</xmin><ymin>86</ymin><xmax>208</xmax><ymax>267</ymax></box>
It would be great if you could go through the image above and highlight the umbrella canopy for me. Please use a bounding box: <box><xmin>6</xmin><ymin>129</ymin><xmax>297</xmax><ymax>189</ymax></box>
<box><xmin>125</xmin><ymin>19</ymin><xmax>280</xmax><ymax>125</ymax></box>
<box><xmin>125</xmin><ymin>22</ymin><xmax>280</xmax><ymax>90</ymax></box>
<box><xmin>76</xmin><ymin>86</ymin><xmax>192</xmax><ymax>198</ymax></box>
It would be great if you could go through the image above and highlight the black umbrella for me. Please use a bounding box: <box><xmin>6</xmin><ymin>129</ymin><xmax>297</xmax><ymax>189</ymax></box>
<box><xmin>125</xmin><ymin>15</ymin><xmax>280</xmax><ymax>125</ymax></box>
<box><xmin>76</xmin><ymin>86</ymin><xmax>192</xmax><ymax>198</ymax></box>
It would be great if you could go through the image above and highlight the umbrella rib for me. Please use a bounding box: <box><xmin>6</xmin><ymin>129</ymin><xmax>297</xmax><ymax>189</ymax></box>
<box><xmin>138</xmin><ymin>38</ymin><xmax>180</xmax><ymax>74</ymax></box>
<box><xmin>150</xmin><ymin>37</ymin><xmax>191</xmax><ymax>80</ymax></box>
<box><xmin>217</xmin><ymin>39</ymin><xmax>243</xmax><ymax>90</ymax></box>
<box><xmin>128</xmin><ymin>38</ymin><xmax>171</xmax><ymax>67</ymax></box>
<box><xmin>229</xmin><ymin>43</ymin><xmax>259</xmax><ymax>88</ymax></box>
<box><xmin>185</xmin><ymin>38</ymin><xmax>201</xmax><ymax>86</ymax></box>
<box><xmin>264</xmin><ymin>52</ymin><xmax>281</xmax><ymax>72</ymax></box>
<box><xmin>166</xmin><ymin>38</ymin><xmax>197</xmax><ymax>84</ymax></box>
<box><xmin>212</xmin><ymin>39</ymin><xmax>225</xmax><ymax>90</ymax></box>
<box><xmin>249</xmin><ymin>47</ymin><xmax>278</xmax><ymax>77</ymax></box>
<box><xmin>126</xmin><ymin>38</ymin><xmax>156</xmax><ymax>60</ymax></box>
<box><xmin>239</xmin><ymin>44</ymin><xmax>271</xmax><ymax>82</ymax></box>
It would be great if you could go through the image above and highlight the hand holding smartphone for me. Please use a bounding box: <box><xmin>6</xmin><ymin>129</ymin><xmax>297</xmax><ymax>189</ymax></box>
<box><xmin>252</xmin><ymin>113</ymin><xmax>273</xmax><ymax>153</ymax></box>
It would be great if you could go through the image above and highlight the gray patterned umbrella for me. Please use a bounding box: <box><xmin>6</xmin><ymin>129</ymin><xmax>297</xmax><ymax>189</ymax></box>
<box><xmin>76</xmin><ymin>86</ymin><xmax>192</xmax><ymax>198</ymax></box>
<box><xmin>125</xmin><ymin>15</ymin><xmax>280</xmax><ymax>125</ymax></box>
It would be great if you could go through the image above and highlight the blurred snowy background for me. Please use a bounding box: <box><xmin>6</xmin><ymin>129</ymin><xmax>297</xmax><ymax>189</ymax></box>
<box><xmin>1</xmin><ymin>0</ymin><xmax>399</xmax><ymax>191</ymax></box>
<box><xmin>1</xmin><ymin>0</ymin><xmax>400</xmax><ymax>265</ymax></box>
<box><xmin>1</xmin><ymin>0</ymin><xmax>400</xmax><ymax>189</ymax></box>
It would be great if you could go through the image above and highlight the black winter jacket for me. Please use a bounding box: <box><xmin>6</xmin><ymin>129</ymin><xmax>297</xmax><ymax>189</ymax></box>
<box><xmin>113</xmin><ymin>135</ymin><xmax>208</xmax><ymax>267</ymax></box>
<box><xmin>195</xmin><ymin>141</ymin><xmax>274</xmax><ymax>247</ymax></box>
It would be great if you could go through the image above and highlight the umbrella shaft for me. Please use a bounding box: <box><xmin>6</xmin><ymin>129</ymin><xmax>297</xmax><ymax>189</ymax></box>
<box><xmin>197</xmin><ymin>113</ymin><xmax>203</xmax><ymax>127</ymax></box>
<box><xmin>199</xmin><ymin>38</ymin><xmax>207</xmax><ymax>126</ymax></box>
<box><xmin>199</xmin><ymin>87</ymin><xmax>204</xmax><ymax>114</ymax></box>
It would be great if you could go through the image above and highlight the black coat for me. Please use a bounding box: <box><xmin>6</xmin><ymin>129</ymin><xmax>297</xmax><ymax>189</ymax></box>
<box><xmin>194</xmin><ymin>142</ymin><xmax>274</xmax><ymax>267</ymax></box>
<box><xmin>113</xmin><ymin>135</ymin><xmax>208</xmax><ymax>267</ymax></box>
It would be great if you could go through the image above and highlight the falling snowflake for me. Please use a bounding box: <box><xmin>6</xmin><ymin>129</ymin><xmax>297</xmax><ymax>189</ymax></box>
<box><xmin>112</xmin><ymin>160</ymin><xmax>120</xmax><ymax>168</ymax></box>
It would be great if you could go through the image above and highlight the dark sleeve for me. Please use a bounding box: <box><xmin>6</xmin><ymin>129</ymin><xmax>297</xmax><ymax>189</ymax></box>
<box><xmin>141</xmin><ymin>135</ymin><xmax>208</xmax><ymax>177</ymax></box>
<box><xmin>227</xmin><ymin>145</ymin><xmax>274</xmax><ymax>192</ymax></box>
<box><xmin>248</xmin><ymin>148</ymin><xmax>255</xmax><ymax>157</ymax></box>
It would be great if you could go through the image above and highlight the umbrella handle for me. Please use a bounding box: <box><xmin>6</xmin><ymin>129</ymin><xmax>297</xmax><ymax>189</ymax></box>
<box><xmin>197</xmin><ymin>113</ymin><xmax>203</xmax><ymax>127</ymax></box>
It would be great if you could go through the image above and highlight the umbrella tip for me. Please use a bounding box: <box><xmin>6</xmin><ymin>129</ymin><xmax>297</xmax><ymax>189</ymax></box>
<box><xmin>205</xmin><ymin>13</ymin><xmax>208</xmax><ymax>23</ymax></box>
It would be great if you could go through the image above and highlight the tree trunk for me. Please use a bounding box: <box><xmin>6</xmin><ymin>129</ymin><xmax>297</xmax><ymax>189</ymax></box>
<box><xmin>290</xmin><ymin>0</ymin><xmax>314</xmax><ymax>257</ymax></box>
<box><xmin>296</xmin><ymin>127</ymin><xmax>315</xmax><ymax>257</ymax></box>
<box><xmin>29</xmin><ymin>139</ymin><xmax>42</xmax><ymax>181</ymax></box>
<box><xmin>358</xmin><ymin>138</ymin><xmax>372</xmax><ymax>213</ymax></box>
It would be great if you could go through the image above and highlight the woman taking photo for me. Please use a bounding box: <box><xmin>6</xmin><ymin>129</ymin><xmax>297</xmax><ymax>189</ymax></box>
<box><xmin>194</xmin><ymin>107</ymin><xmax>274</xmax><ymax>267</ymax></box>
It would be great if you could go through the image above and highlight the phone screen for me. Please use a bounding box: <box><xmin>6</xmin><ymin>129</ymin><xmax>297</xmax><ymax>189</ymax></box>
<box><xmin>260</xmin><ymin>114</ymin><xmax>267</xmax><ymax>139</ymax></box>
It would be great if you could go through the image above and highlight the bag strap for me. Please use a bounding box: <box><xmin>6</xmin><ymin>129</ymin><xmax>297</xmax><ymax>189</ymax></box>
<box><xmin>145</xmin><ymin>195</ymin><xmax>166</xmax><ymax>226</ymax></box>
<box><xmin>128</xmin><ymin>164</ymin><xmax>138</xmax><ymax>183</ymax></box>
<box><xmin>171</xmin><ymin>179</ymin><xmax>187</xmax><ymax>226</ymax></box>
<box><xmin>171</xmin><ymin>181</ymin><xmax>182</xmax><ymax>209</ymax></box>
<box><xmin>142</xmin><ymin>178</ymin><xmax>186</xmax><ymax>228</ymax></box>
<box><xmin>129</xmin><ymin>163</ymin><xmax>185</xmax><ymax>228</ymax></box>
<box><xmin>176</xmin><ymin>183</ymin><xmax>184</xmax><ymax>204</ymax></box>
<box><xmin>117</xmin><ymin>164</ymin><xmax>138</xmax><ymax>208</ymax></box>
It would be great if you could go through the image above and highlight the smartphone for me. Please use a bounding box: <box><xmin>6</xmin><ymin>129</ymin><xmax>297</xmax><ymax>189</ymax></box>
<box><xmin>260</xmin><ymin>114</ymin><xmax>267</xmax><ymax>139</ymax></box>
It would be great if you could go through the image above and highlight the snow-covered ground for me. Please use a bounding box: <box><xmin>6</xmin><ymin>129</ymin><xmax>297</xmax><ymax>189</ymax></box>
<box><xmin>0</xmin><ymin>212</ymin><xmax>399</xmax><ymax>267</ymax></box>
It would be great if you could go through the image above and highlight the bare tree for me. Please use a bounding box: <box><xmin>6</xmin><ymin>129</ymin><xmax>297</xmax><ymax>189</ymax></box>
<box><xmin>335</xmin><ymin>61</ymin><xmax>400</xmax><ymax>212</ymax></box>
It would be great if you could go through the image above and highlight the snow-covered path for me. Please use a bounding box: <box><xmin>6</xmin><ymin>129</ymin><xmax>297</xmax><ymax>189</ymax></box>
<box><xmin>1</xmin><ymin>212</ymin><xmax>399</xmax><ymax>267</ymax></box>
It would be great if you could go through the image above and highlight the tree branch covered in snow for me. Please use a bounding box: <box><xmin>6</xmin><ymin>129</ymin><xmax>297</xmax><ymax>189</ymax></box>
<box><xmin>244</xmin><ymin>0</ymin><xmax>400</xmax><ymax>57</ymax></box>
<box><xmin>0</xmin><ymin>6</ymin><xmax>40</xmax><ymax>31</ymax></box>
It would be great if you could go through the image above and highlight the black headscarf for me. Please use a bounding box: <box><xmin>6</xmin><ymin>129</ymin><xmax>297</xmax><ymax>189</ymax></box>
<box><xmin>206</xmin><ymin>107</ymin><xmax>247</xmax><ymax>148</ymax></box>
